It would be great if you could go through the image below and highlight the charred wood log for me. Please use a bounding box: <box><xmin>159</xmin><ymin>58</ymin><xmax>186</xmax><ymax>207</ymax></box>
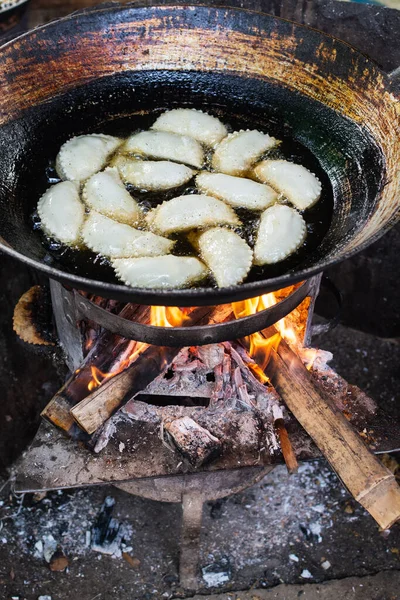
<box><xmin>165</xmin><ymin>416</ymin><xmax>222</xmax><ymax>468</ymax></box>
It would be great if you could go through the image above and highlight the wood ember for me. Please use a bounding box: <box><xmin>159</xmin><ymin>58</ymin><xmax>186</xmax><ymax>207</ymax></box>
<box><xmin>92</xmin><ymin>339</ymin><xmax>284</xmax><ymax>463</ymax></box>
<box><xmin>165</xmin><ymin>416</ymin><xmax>222</xmax><ymax>467</ymax></box>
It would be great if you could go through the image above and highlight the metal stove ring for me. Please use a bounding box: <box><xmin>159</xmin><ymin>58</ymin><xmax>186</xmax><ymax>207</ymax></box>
<box><xmin>71</xmin><ymin>279</ymin><xmax>315</xmax><ymax>347</ymax></box>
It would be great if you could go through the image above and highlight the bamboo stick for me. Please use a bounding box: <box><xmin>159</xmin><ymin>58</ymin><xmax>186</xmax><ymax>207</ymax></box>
<box><xmin>266</xmin><ymin>336</ymin><xmax>400</xmax><ymax>530</ymax></box>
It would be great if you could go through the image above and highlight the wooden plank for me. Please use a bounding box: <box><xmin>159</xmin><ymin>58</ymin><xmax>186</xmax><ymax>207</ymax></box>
<box><xmin>266</xmin><ymin>337</ymin><xmax>400</xmax><ymax>529</ymax></box>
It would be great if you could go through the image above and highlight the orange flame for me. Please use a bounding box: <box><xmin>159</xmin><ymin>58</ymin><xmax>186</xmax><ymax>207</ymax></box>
<box><xmin>232</xmin><ymin>290</ymin><xmax>299</xmax><ymax>377</ymax></box>
<box><xmin>87</xmin><ymin>306</ymin><xmax>189</xmax><ymax>391</ymax></box>
<box><xmin>150</xmin><ymin>305</ymin><xmax>190</xmax><ymax>328</ymax></box>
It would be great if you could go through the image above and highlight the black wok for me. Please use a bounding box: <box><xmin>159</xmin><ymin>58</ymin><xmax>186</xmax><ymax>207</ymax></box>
<box><xmin>0</xmin><ymin>4</ymin><xmax>398</xmax><ymax>305</ymax></box>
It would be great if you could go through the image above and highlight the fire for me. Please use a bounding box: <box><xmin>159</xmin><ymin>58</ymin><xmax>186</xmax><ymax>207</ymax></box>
<box><xmin>87</xmin><ymin>305</ymin><xmax>189</xmax><ymax>392</ymax></box>
<box><xmin>232</xmin><ymin>291</ymin><xmax>299</xmax><ymax>375</ymax></box>
<box><xmin>86</xmin><ymin>290</ymin><xmax>300</xmax><ymax>393</ymax></box>
<box><xmin>150</xmin><ymin>305</ymin><xmax>190</xmax><ymax>328</ymax></box>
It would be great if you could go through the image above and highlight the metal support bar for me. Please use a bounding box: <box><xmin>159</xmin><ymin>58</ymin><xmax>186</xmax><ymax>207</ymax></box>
<box><xmin>180</xmin><ymin>493</ymin><xmax>205</xmax><ymax>590</ymax></box>
<box><xmin>73</xmin><ymin>279</ymin><xmax>315</xmax><ymax>347</ymax></box>
<box><xmin>49</xmin><ymin>279</ymin><xmax>82</xmax><ymax>371</ymax></box>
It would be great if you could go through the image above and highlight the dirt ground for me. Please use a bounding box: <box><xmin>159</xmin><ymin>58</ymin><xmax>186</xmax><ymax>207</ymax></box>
<box><xmin>189</xmin><ymin>571</ymin><xmax>400</xmax><ymax>600</ymax></box>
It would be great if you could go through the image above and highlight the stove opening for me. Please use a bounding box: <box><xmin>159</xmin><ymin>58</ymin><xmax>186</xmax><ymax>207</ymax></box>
<box><xmin>136</xmin><ymin>394</ymin><xmax>210</xmax><ymax>408</ymax></box>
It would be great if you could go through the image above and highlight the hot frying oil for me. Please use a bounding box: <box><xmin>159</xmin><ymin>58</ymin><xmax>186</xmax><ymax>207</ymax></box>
<box><xmin>35</xmin><ymin>108</ymin><xmax>333</xmax><ymax>288</ymax></box>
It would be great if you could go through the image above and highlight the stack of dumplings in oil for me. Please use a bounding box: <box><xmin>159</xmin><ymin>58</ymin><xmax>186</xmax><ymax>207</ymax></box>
<box><xmin>37</xmin><ymin>107</ymin><xmax>326</xmax><ymax>290</ymax></box>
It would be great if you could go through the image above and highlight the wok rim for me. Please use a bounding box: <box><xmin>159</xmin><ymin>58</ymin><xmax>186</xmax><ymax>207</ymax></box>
<box><xmin>0</xmin><ymin>3</ymin><xmax>398</xmax><ymax>305</ymax></box>
<box><xmin>0</xmin><ymin>226</ymin><xmax>393</xmax><ymax>305</ymax></box>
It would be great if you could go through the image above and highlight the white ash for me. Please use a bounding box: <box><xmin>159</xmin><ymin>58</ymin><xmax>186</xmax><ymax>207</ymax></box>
<box><xmin>0</xmin><ymin>489</ymin><xmax>132</xmax><ymax>561</ymax></box>
<box><xmin>301</xmin><ymin>569</ymin><xmax>313</xmax><ymax>579</ymax></box>
<box><xmin>201</xmin><ymin>461</ymin><xmax>348</xmax><ymax>577</ymax></box>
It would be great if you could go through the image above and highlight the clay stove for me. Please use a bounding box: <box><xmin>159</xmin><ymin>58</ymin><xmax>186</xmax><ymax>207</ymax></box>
<box><xmin>13</xmin><ymin>275</ymin><xmax>400</xmax><ymax>589</ymax></box>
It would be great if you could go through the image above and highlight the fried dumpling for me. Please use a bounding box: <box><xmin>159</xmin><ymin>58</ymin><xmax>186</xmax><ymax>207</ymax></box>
<box><xmin>146</xmin><ymin>194</ymin><xmax>240</xmax><ymax>235</ymax></box>
<box><xmin>195</xmin><ymin>227</ymin><xmax>253</xmax><ymax>287</ymax></box>
<box><xmin>55</xmin><ymin>134</ymin><xmax>121</xmax><ymax>183</ymax></box>
<box><xmin>254</xmin><ymin>204</ymin><xmax>307</xmax><ymax>265</ymax></box>
<box><xmin>254</xmin><ymin>159</ymin><xmax>322</xmax><ymax>210</ymax></box>
<box><xmin>82</xmin><ymin>167</ymin><xmax>141</xmax><ymax>225</ymax></box>
<box><xmin>152</xmin><ymin>108</ymin><xmax>228</xmax><ymax>147</ymax></box>
<box><xmin>38</xmin><ymin>181</ymin><xmax>84</xmax><ymax>245</ymax></box>
<box><xmin>82</xmin><ymin>211</ymin><xmax>174</xmax><ymax>258</ymax></box>
<box><xmin>211</xmin><ymin>130</ymin><xmax>279</xmax><ymax>176</ymax></box>
<box><xmin>196</xmin><ymin>172</ymin><xmax>278</xmax><ymax>211</ymax></box>
<box><xmin>123</xmin><ymin>131</ymin><xmax>204</xmax><ymax>169</ymax></box>
<box><xmin>113</xmin><ymin>255</ymin><xmax>207</xmax><ymax>288</ymax></box>
<box><xmin>111</xmin><ymin>155</ymin><xmax>195</xmax><ymax>191</ymax></box>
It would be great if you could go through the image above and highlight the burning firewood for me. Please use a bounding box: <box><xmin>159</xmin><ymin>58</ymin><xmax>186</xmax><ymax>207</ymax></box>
<box><xmin>41</xmin><ymin>302</ymin><xmax>151</xmax><ymax>436</ymax></box>
<box><xmin>89</xmin><ymin>341</ymin><xmax>284</xmax><ymax>464</ymax></box>
<box><xmin>65</xmin><ymin>305</ymin><xmax>233</xmax><ymax>434</ymax></box>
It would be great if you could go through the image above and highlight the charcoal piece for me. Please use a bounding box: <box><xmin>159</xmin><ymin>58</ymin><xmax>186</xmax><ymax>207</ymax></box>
<box><xmin>91</xmin><ymin>496</ymin><xmax>128</xmax><ymax>558</ymax></box>
<box><xmin>202</xmin><ymin>555</ymin><xmax>232</xmax><ymax>587</ymax></box>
